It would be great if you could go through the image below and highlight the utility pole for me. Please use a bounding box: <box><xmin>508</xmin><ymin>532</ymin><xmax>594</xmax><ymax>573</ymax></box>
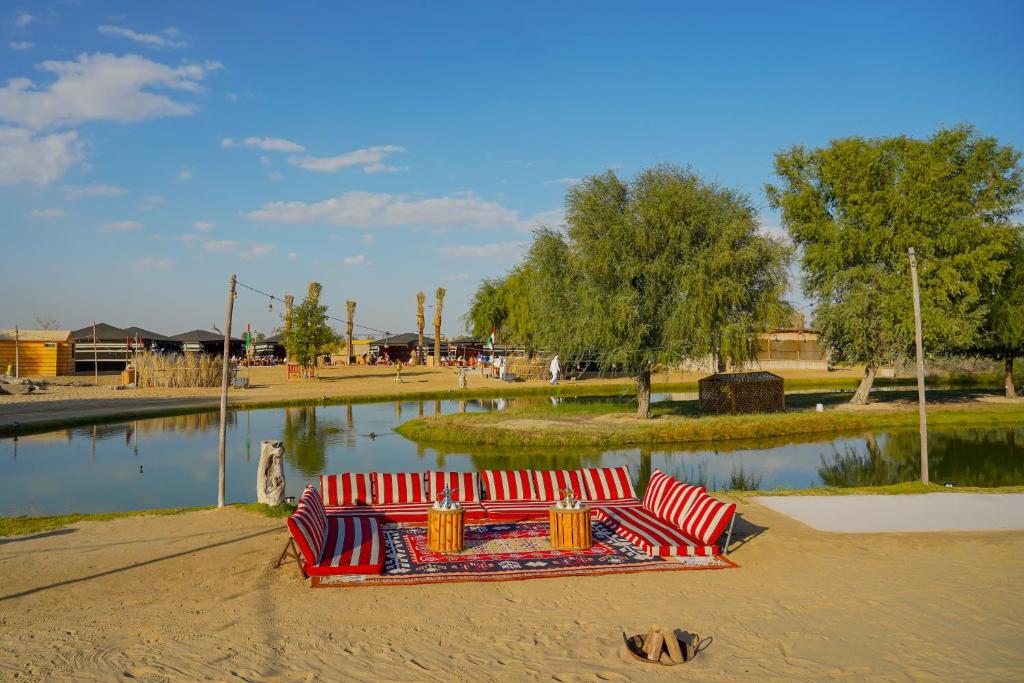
<box><xmin>92</xmin><ymin>321</ymin><xmax>98</xmax><ymax>385</ymax></box>
<box><xmin>908</xmin><ymin>248</ymin><xmax>929</xmax><ymax>484</ymax></box>
<box><xmin>217</xmin><ymin>274</ymin><xmax>237</xmax><ymax>507</ymax></box>
<box><xmin>14</xmin><ymin>325</ymin><xmax>19</xmax><ymax>379</ymax></box>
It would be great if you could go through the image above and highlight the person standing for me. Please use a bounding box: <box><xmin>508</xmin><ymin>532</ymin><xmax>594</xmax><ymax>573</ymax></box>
<box><xmin>549</xmin><ymin>354</ymin><xmax>560</xmax><ymax>385</ymax></box>
<box><xmin>497</xmin><ymin>355</ymin><xmax>506</xmax><ymax>381</ymax></box>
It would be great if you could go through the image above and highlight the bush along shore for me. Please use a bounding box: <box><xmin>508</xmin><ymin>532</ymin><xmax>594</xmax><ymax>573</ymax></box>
<box><xmin>394</xmin><ymin>395</ymin><xmax>1024</xmax><ymax>448</ymax></box>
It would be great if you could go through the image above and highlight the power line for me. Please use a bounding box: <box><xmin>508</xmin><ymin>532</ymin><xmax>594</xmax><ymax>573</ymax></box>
<box><xmin>234</xmin><ymin>279</ymin><xmax>393</xmax><ymax>337</ymax></box>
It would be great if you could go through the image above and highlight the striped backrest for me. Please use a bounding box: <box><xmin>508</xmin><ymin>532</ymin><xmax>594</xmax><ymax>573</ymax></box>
<box><xmin>680</xmin><ymin>494</ymin><xmax>736</xmax><ymax>545</ymax></box>
<box><xmin>320</xmin><ymin>473</ymin><xmax>374</xmax><ymax>506</ymax></box>
<box><xmin>642</xmin><ymin>469</ymin><xmax>675</xmax><ymax>512</ymax></box>
<box><xmin>428</xmin><ymin>471</ymin><xmax>481</xmax><ymax>502</ymax></box>
<box><xmin>286</xmin><ymin>486</ymin><xmax>327</xmax><ymax>566</ymax></box>
<box><xmin>533</xmin><ymin>469</ymin><xmax>590</xmax><ymax>501</ymax></box>
<box><xmin>481</xmin><ymin>470</ymin><xmax>535</xmax><ymax>501</ymax></box>
<box><xmin>374</xmin><ymin>472</ymin><xmax>427</xmax><ymax>504</ymax></box>
<box><xmin>657</xmin><ymin>481</ymin><xmax>706</xmax><ymax>527</ymax></box>
<box><xmin>579</xmin><ymin>466</ymin><xmax>636</xmax><ymax>500</ymax></box>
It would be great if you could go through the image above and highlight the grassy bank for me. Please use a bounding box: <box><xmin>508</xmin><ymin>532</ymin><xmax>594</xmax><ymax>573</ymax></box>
<box><xmin>0</xmin><ymin>502</ymin><xmax>295</xmax><ymax>537</ymax></box>
<box><xmin>395</xmin><ymin>392</ymin><xmax>1024</xmax><ymax>448</ymax></box>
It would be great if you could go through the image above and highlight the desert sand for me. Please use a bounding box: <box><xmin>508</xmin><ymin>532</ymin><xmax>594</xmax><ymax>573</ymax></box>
<box><xmin>2</xmin><ymin>500</ymin><xmax>1022</xmax><ymax>681</ymax></box>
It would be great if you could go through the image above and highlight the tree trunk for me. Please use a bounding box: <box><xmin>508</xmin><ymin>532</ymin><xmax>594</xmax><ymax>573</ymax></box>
<box><xmin>636</xmin><ymin>369</ymin><xmax>652</xmax><ymax>419</ymax></box>
<box><xmin>1006</xmin><ymin>356</ymin><xmax>1017</xmax><ymax>399</ymax></box>
<box><xmin>850</xmin><ymin>363</ymin><xmax>877</xmax><ymax>405</ymax></box>
<box><xmin>256</xmin><ymin>440</ymin><xmax>285</xmax><ymax>505</ymax></box>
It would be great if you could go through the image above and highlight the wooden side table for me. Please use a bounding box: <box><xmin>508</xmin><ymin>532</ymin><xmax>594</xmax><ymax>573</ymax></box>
<box><xmin>427</xmin><ymin>506</ymin><xmax>465</xmax><ymax>553</ymax></box>
<box><xmin>549</xmin><ymin>505</ymin><xmax>592</xmax><ymax>550</ymax></box>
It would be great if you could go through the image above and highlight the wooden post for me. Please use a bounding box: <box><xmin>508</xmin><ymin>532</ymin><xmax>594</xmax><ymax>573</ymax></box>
<box><xmin>13</xmin><ymin>325</ymin><xmax>19</xmax><ymax>379</ymax></box>
<box><xmin>908</xmin><ymin>248</ymin><xmax>929</xmax><ymax>484</ymax></box>
<box><xmin>217</xmin><ymin>274</ymin><xmax>237</xmax><ymax>507</ymax></box>
<box><xmin>92</xmin><ymin>321</ymin><xmax>98</xmax><ymax>385</ymax></box>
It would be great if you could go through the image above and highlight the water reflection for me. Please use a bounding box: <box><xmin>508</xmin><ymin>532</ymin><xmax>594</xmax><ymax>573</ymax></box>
<box><xmin>1</xmin><ymin>397</ymin><xmax>1021</xmax><ymax>516</ymax></box>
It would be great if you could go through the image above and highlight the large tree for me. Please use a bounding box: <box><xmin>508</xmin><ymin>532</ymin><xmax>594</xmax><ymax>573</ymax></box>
<box><xmin>284</xmin><ymin>281</ymin><xmax>337</xmax><ymax>375</ymax></box>
<box><xmin>463</xmin><ymin>265</ymin><xmax>540</xmax><ymax>352</ymax></box>
<box><xmin>767</xmin><ymin>126</ymin><xmax>1023</xmax><ymax>403</ymax></box>
<box><xmin>525</xmin><ymin>165</ymin><xmax>791</xmax><ymax>418</ymax></box>
<box><xmin>975</xmin><ymin>235</ymin><xmax>1024</xmax><ymax>397</ymax></box>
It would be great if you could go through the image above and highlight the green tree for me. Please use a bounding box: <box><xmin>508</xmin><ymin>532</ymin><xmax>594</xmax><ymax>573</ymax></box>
<box><xmin>283</xmin><ymin>281</ymin><xmax>337</xmax><ymax>374</ymax></box>
<box><xmin>975</xmin><ymin>235</ymin><xmax>1024</xmax><ymax>397</ymax></box>
<box><xmin>464</xmin><ymin>265</ymin><xmax>540</xmax><ymax>351</ymax></box>
<box><xmin>525</xmin><ymin>165</ymin><xmax>791</xmax><ymax>418</ymax></box>
<box><xmin>767</xmin><ymin>126</ymin><xmax>1023</xmax><ymax>403</ymax></box>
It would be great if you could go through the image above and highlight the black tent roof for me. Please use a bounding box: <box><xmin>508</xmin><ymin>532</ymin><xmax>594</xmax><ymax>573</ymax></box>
<box><xmin>72</xmin><ymin>322</ymin><xmax>129</xmax><ymax>341</ymax></box>
<box><xmin>123</xmin><ymin>326</ymin><xmax>172</xmax><ymax>342</ymax></box>
<box><xmin>262</xmin><ymin>333</ymin><xmax>284</xmax><ymax>344</ymax></box>
<box><xmin>170</xmin><ymin>329</ymin><xmax>242</xmax><ymax>343</ymax></box>
<box><xmin>370</xmin><ymin>332</ymin><xmax>432</xmax><ymax>346</ymax></box>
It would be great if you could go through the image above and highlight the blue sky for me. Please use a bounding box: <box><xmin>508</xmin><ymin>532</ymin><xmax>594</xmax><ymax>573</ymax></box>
<box><xmin>2</xmin><ymin>1</ymin><xmax>1022</xmax><ymax>338</ymax></box>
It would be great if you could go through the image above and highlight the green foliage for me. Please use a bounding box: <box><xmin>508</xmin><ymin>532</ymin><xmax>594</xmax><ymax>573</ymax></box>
<box><xmin>978</xmin><ymin>235</ymin><xmax>1024</xmax><ymax>358</ymax></box>
<box><xmin>527</xmin><ymin>165</ymin><xmax>791</xmax><ymax>378</ymax></box>
<box><xmin>283</xmin><ymin>282</ymin><xmax>337</xmax><ymax>367</ymax></box>
<box><xmin>767</xmin><ymin>126</ymin><xmax>1023</xmax><ymax>377</ymax></box>
<box><xmin>463</xmin><ymin>265</ymin><xmax>541</xmax><ymax>350</ymax></box>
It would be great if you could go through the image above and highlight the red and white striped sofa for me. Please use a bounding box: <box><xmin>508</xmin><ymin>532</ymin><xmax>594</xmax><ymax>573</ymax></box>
<box><xmin>592</xmin><ymin>469</ymin><xmax>736</xmax><ymax>557</ymax></box>
<box><xmin>285</xmin><ymin>485</ymin><xmax>385</xmax><ymax>583</ymax></box>
<box><xmin>318</xmin><ymin>471</ymin><xmax>487</xmax><ymax>522</ymax></box>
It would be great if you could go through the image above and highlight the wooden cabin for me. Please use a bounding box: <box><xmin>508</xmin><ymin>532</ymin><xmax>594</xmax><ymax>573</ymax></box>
<box><xmin>0</xmin><ymin>329</ymin><xmax>75</xmax><ymax>377</ymax></box>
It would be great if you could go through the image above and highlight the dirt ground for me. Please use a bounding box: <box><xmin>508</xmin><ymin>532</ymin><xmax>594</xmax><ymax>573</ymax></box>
<box><xmin>1</xmin><ymin>500</ymin><xmax>1021</xmax><ymax>681</ymax></box>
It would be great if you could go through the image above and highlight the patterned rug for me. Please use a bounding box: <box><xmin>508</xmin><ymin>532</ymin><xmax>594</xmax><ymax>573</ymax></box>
<box><xmin>316</xmin><ymin>520</ymin><xmax>737</xmax><ymax>587</ymax></box>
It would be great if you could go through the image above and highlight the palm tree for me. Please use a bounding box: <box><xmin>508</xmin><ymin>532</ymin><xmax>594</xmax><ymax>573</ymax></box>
<box><xmin>283</xmin><ymin>294</ymin><xmax>294</xmax><ymax>332</ymax></box>
<box><xmin>415</xmin><ymin>291</ymin><xmax>426</xmax><ymax>365</ymax></box>
<box><xmin>346</xmin><ymin>300</ymin><xmax>356</xmax><ymax>364</ymax></box>
<box><xmin>307</xmin><ymin>281</ymin><xmax>322</xmax><ymax>303</ymax></box>
<box><xmin>433</xmin><ymin>287</ymin><xmax>446</xmax><ymax>365</ymax></box>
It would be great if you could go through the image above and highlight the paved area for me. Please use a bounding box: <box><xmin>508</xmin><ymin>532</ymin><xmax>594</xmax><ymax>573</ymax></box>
<box><xmin>753</xmin><ymin>493</ymin><xmax>1024</xmax><ymax>532</ymax></box>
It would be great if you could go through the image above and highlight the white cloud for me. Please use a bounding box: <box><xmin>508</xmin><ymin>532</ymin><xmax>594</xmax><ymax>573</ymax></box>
<box><xmin>268</xmin><ymin>171</ymin><xmax>283</xmax><ymax>181</ymax></box>
<box><xmin>438</xmin><ymin>241</ymin><xmax>526</xmax><ymax>259</ymax></box>
<box><xmin>131</xmin><ymin>256</ymin><xmax>173</xmax><ymax>272</ymax></box>
<box><xmin>178</xmin><ymin>169</ymin><xmax>192</xmax><ymax>180</ymax></box>
<box><xmin>0</xmin><ymin>127</ymin><xmax>84</xmax><ymax>185</ymax></box>
<box><xmin>97</xmin><ymin>25</ymin><xmax>187</xmax><ymax>48</ymax></box>
<box><xmin>0</xmin><ymin>53</ymin><xmax>216</xmax><ymax>130</ymax></box>
<box><xmin>139</xmin><ymin>195</ymin><xmax>164</xmax><ymax>210</ymax></box>
<box><xmin>342</xmin><ymin>254</ymin><xmax>366</xmax><ymax>266</ymax></box>
<box><xmin>65</xmin><ymin>183</ymin><xmax>128</xmax><ymax>199</ymax></box>
<box><xmin>246</xmin><ymin>191</ymin><xmax>518</xmax><ymax>229</ymax></box>
<box><xmin>241</xmin><ymin>243</ymin><xmax>275</xmax><ymax>260</ymax></box>
<box><xmin>101</xmin><ymin>220</ymin><xmax>143</xmax><ymax>232</ymax></box>
<box><xmin>363</xmin><ymin>162</ymin><xmax>408</xmax><ymax>174</ymax></box>
<box><xmin>543</xmin><ymin>177</ymin><xmax>581</xmax><ymax>186</ymax></box>
<box><xmin>14</xmin><ymin>11</ymin><xmax>34</xmax><ymax>28</ymax></box>
<box><xmin>288</xmin><ymin>251</ymin><xmax>298</xmax><ymax>262</ymax></box>
<box><xmin>9</xmin><ymin>41</ymin><xmax>33</xmax><ymax>50</ymax></box>
<box><xmin>203</xmin><ymin>239</ymin><xmax>238</xmax><ymax>254</ymax></box>
<box><xmin>30</xmin><ymin>208</ymin><xmax>64</xmax><ymax>218</ymax></box>
<box><xmin>193</xmin><ymin>220</ymin><xmax>215</xmax><ymax>231</ymax></box>
<box><xmin>174</xmin><ymin>233</ymin><xmax>203</xmax><ymax>244</ymax></box>
<box><xmin>289</xmin><ymin>145</ymin><xmax>405</xmax><ymax>173</ymax></box>
<box><xmin>758</xmin><ymin>214</ymin><xmax>788</xmax><ymax>241</ymax></box>
<box><xmin>222</xmin><ymin>136</ymin><xmax>304</xmax><ymax>153</ymax></box>
<box><xmin>224</xmin><ymin>92</ymin><xmax>239</xmax><ymax>102</ymax></box>
<box><xmin>361</xmin><ymin>233</ymin><xmax>375</xmax><ymax>244</ymax></box>
<box><xmin>517</xmin><ymin>208</ymin><xmax>565</xmax><ymax>233</ymax></box>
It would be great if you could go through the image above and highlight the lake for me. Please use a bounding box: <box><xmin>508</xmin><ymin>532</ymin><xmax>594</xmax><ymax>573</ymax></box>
<box><xmin>1</xmin><ymin>396</ymin><xmax>1021</xmax><ymax>515</ymax></box>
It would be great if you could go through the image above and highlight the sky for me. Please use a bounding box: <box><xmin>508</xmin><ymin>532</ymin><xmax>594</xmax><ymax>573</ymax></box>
<box><xmin>2</xmin><ymin>1</ymin><xmax>1022</xmax><ymax>339</ymax></box>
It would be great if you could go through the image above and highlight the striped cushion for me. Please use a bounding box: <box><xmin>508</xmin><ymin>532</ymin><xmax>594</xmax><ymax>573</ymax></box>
<box><xmin>641</xmin><ymin>469</ymin><xmax>675</xmax><ymax>513</ymax></box>
<box><xmin>657</xmin><ymin>481</ymin><xmax>706</xmax><ymax>527</ymax></box>
<box><xmin>481</xmin><ymin>500</ymin><xmax>552</xmax><ymax>520</ymax></box>
<box><xmin>307</xmin><ymin>516</ymin><xmax>385</xmax><ymax>576</ymax></box>
<box><xmin>593</xmin><ymin>505</ymin><xmax>718</xmax><ymax>557</ymax></box>
<box><xmin>320</xmin><ymin>473</ymin><xmax>373</xmax><ymax>506</ymax></box>
<box><xmin>482</xmin><ymin>470</ymin><xmax>536</xmax><ymax>501</ymax></box>
<box><xmin>533</xmin><ymin>470</ymin><xmax>590</xmax><ymax>501</ymax></box>
<box><xmin>429</xmin><ymin>471</ymin><xmax>481</xmax><ymax>502</ymax></box>
<box><xmin>374</xmin><ymin>472</ymin><xmax>427</xmax><ymax>504</ymax></box>
<box><xmin>286</xmin><ymin>486</ymin><xmax>328</xmax><ymax>567</ymax></box>
<box><xmin>680</xmin><ymin>494</ymin><xmax>736</xmax><ymax>546</ymax></box>
<box><xmin>580</xmin><ymin>466</ymin><xmax>637</xmax><ymax>500</ymax></box>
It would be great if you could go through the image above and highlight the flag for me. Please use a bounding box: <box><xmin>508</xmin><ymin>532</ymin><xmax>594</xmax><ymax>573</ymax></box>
<box><xmin>486</xmin><ymin>327</ymin><xmax>495</xmax><ymax>350</ymax></box>
<box><xmin>245</xmin><ymin>324</ymin><xmax>253</xmax><ymax>356</ymax></box>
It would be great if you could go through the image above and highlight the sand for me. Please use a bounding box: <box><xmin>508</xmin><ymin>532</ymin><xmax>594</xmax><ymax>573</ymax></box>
<box><xmin>2</xmin><ymin>501</ymin><xmax>1022</xmax><ymax>681</ymax></box>
<box><xmin>756</xmin><ymin>493</ymin><xmax>1024</xmax><ymax>532</ymax></box>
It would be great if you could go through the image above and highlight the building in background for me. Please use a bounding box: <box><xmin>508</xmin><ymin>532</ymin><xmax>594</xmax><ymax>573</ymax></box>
<box><xmin>0</xmin><ymin>329</ymin><xmax>75</xmax><ymax>377</ymax></box>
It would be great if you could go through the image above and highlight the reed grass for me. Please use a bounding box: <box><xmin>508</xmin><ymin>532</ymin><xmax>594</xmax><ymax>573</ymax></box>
<box><xmin>134</xmin><ymin>351</ymin><xmax>223</xmax><ymax>388</ymax></box>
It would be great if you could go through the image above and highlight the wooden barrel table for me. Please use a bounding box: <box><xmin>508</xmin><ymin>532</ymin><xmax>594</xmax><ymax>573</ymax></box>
<box><xmin>548</xmin><ymin>505</ymin><xmax>592</xmax><ymax>550</ymax></box>
<box><xmin>427</xmin><ymin>506</ymin><xmax>465</xmax><ymax>553</ymax></box>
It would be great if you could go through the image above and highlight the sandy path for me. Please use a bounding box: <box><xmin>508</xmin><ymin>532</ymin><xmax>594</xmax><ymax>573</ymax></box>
<box><xmin>2</xmin><ymin>502</ymin><xmax>1022</xmax><ymax>681</ymax></box>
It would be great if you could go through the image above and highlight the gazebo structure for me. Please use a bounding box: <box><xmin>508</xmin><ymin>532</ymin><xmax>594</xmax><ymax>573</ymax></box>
<box><xmin>698</xmin><ymin>371</ymin><xmax>785</xmax><ymax>415</ymax></box>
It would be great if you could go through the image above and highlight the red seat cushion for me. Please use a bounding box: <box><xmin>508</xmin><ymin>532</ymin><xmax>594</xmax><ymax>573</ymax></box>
<box><xmin>679</xmin><ymin>494</ymin><xmax>736</xmax><ymax>546</ymax></box>
<box><xmin>320</xmin><ymin>473</ymin><xmax>373</xmax><ymax>506</ymax></box>
<box><xmin>481</xmin><ymin>469</ymin><xmax>536</xmax><ymax>501</ymax></box>
<box><xmin>481</xmin><ymin>500</ymin><xmax>552</xmax><ymax>520</ymax></box>
<box><xmin>307</xmin><ymin>516</ymin><xmax>385</xmax><ymax>576</ymax></box>
<box><xmin>593</xmin><ymin>505</ymin><xmax>718</xmax><ymax>557</ymax></box>
<box><xmin>580</xmin><ymin>466</ymin><xmax>637</xmax><ymax>500</ymax></box>
<box><xmin>374</xmin><ymin>472</ymin><xmax>427</xmax><ymax>504</ymax></box>
<box><xmin>429</xmin><ymin>471</ymin><xmax>481</xmax><ymax>502</ymax></box>
<box><xmin>286</xmin><ymin>486</ymin><xmax>328</xmax><ymax>567</ymax></box>
<box><xmin>533</xmin><ymin>470</ymin><xmax>589</xmax><ymax>501</ymax></box>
